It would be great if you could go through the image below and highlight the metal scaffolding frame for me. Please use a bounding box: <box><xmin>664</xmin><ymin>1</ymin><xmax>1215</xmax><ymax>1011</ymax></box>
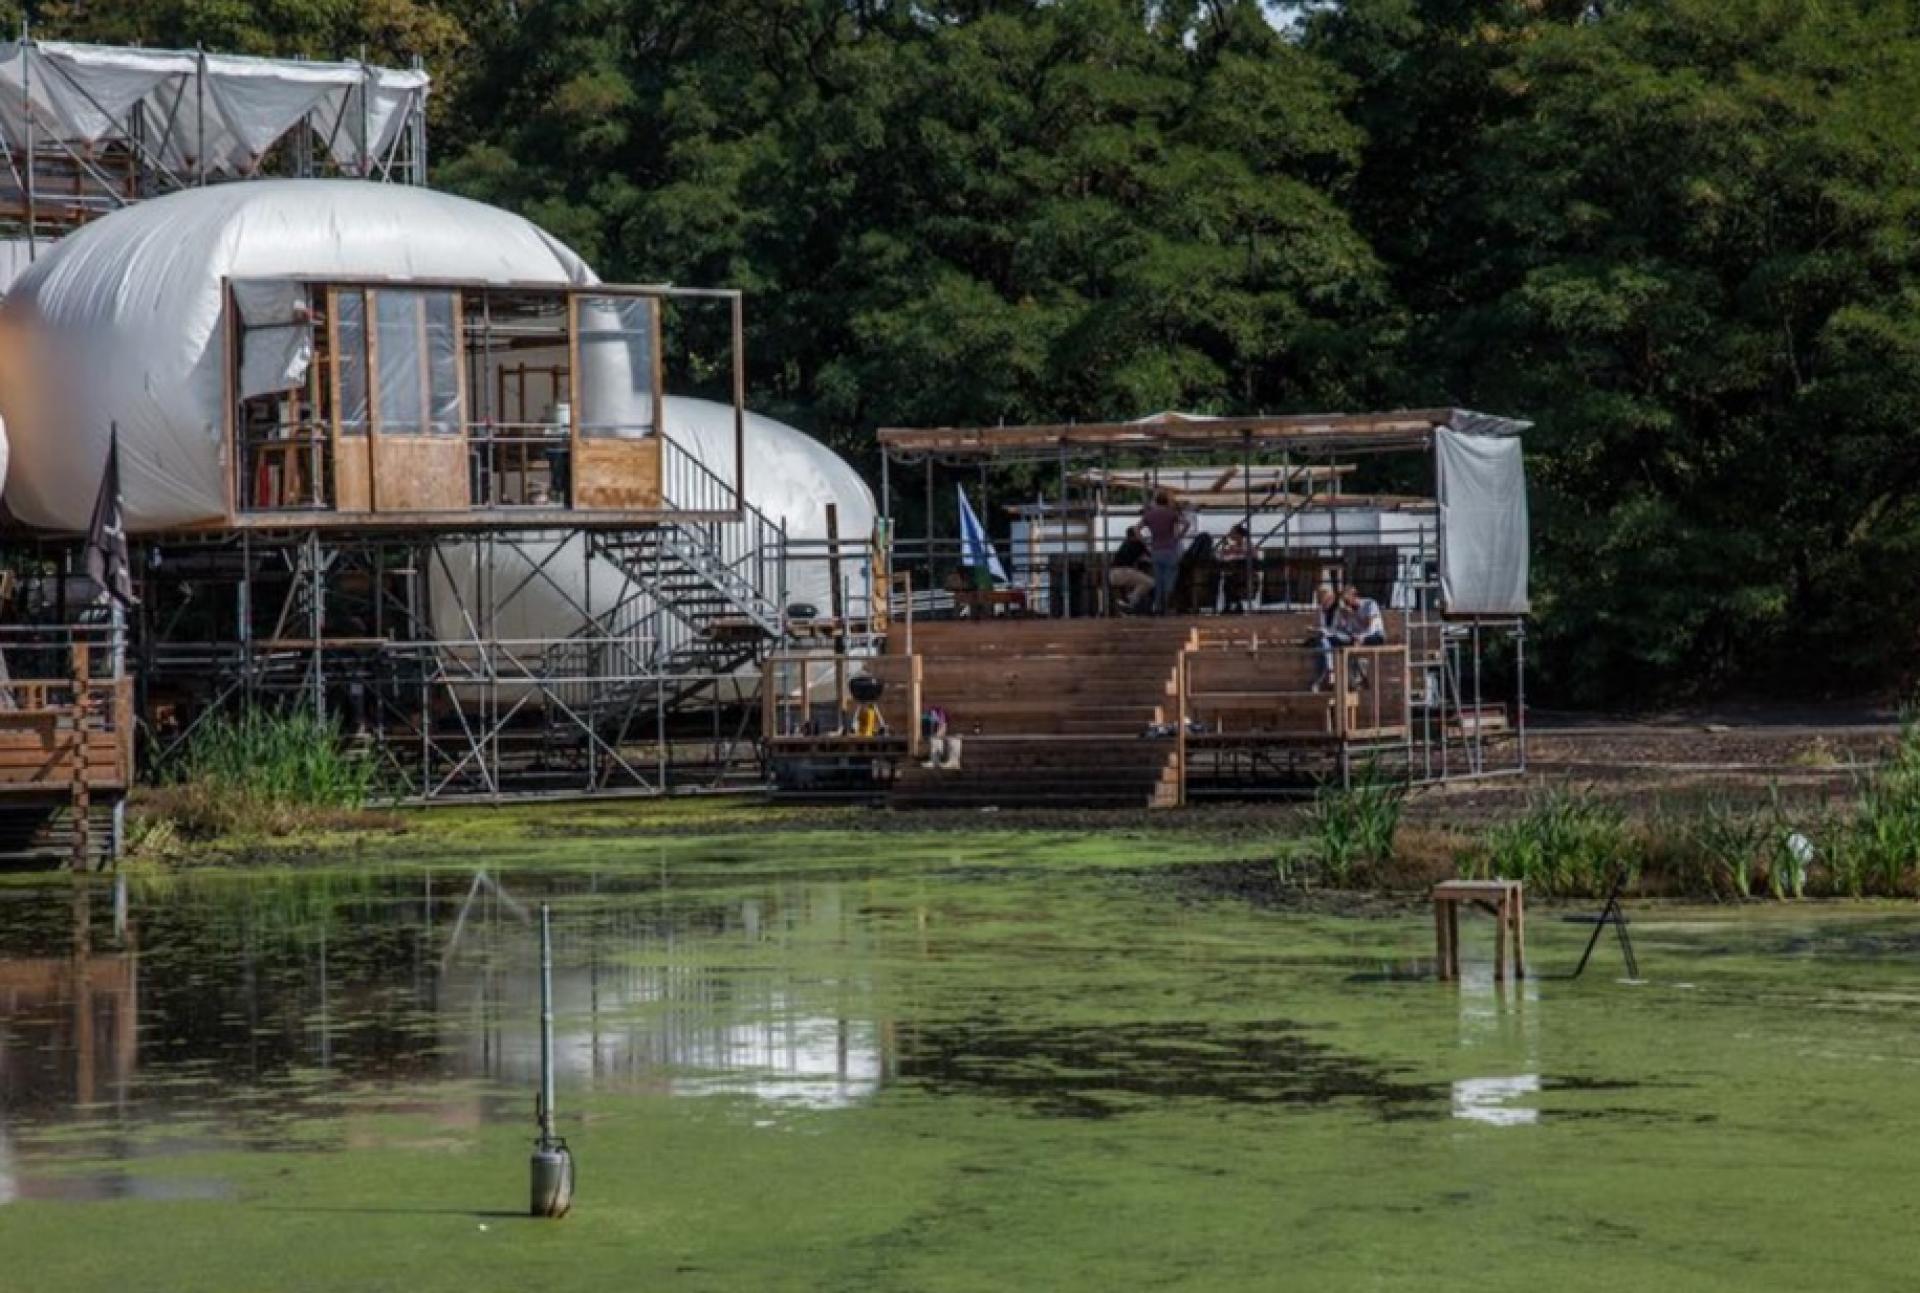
<box><xmin>130</xmin><ymin>522</ymin><xmax>780</xmax><ymax>802</ymax></box>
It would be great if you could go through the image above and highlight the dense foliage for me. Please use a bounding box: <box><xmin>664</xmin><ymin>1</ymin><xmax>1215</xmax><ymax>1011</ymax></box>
<box><xmin>14</xmin><ymin>0</ymin><xmax>1920</xmax><ymax>704</ymax></box>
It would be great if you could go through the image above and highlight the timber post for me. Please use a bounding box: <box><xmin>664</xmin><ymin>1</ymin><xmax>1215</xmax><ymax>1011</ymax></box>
<box><xmin>69</xmin><ymin>641</ymin><xmax>90</xmax><ymax>872</ymax></box>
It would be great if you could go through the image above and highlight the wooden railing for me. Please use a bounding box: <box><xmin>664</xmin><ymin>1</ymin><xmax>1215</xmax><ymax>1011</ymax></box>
<box><xmin>0</xmin><ymin>644</ymin><xmax>134</xmax><ymax>869</ymax></box>
<box><xmin>1176</xmin><ymin>640</ymin><xmax>1411</xmax><ymax>743</ymax></box>
<box><xmin>762</xmin><ymin>652</ymin><xmax>924</xmax><ymax>760</ymax></box>
<box><xmin>0</xmin><ymin>675</ymin><xmax>134</xmax><ymax>788</ymax></box>
<box><xmin>1331</xmin><ymin>644</ymin><xmax>1412</xmax><ymax>739</ymax></box>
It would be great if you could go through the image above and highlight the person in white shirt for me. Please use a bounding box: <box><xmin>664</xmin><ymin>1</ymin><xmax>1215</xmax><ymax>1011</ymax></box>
<box><xmin>1312</xmin><ymin>585</ymin><xmax>1387</xmax><ymax>691</ymax></box>
<box><xmin>1337</xmin><ymin>586</ymin><xmax>1386</xmax><ymax>643</ymax></box>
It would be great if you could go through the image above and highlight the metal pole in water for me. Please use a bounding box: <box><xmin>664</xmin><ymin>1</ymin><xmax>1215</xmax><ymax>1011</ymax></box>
<box><xmin>530</xmin><ymin>903</ymin><xmax>573</xmax><ymax>1217</ymax></box>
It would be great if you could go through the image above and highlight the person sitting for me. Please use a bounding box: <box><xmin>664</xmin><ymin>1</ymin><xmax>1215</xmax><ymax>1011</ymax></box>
<box><xmin>1217</xmin><ymin>523</ymin><xmax>1255</xmax><ymax>613</ymax></box>
<box><xmin>920</xmin><ymin>704</ymin><xmax>962</xmax><ymax>770</ymax></box>
<box><xmin>1139</xmin><ymin>489</ymin><xmax>1191</xmax><ymax>615</ymax></box>
<box><xmin>1315</xmin><ymin>585</ymin><xmax>1387</xmax><ymax>691</ymax></box>
<box><xmin>1338</xmin><ymin>585</ymin><xmax>1387</xmax><ymax>644</ymax></box>
<box><xmin>1108</xmin><ymin>525</ymin><xmax>1153</xmax><ymax>614</ymax></box>
<box><xmin>1309</xmin><ymin>584</ymin><xmax>1342</xmax><ymax>691</ymax></box>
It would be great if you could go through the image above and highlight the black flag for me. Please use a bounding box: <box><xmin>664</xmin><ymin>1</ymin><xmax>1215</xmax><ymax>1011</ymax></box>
<box><xmin>85</xmin><ymin>427</ymin><xmax>137</xmax><ymax>608</ymax></box>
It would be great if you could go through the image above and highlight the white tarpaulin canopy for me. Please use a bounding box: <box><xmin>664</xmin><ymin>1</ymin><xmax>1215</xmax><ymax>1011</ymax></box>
<box><xmin>1435</xmin><ymin>419</ymin><xmax>1530</xmax><ymax>616</ymax></box>
<box><xmin>0</xmin><ymin>41</ymin><xmax>427</xmax><ymax>177</ymax></box>
<box><xmin>0</xmin><ymin>178</ymin><xmax>593</xmax><ymax>531</ymax></box>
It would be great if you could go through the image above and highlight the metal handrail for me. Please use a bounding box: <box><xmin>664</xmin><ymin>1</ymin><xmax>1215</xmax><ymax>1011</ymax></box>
<box><xmin>657</xmin><ymin>427</ymin><xmax>788</xmax><ymax>630</ymax></box>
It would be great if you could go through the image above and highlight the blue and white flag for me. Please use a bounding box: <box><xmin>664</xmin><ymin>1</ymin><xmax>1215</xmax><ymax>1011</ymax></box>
<box><xmin>956</xmin><ymin>485</ymin><xmax>1009</xmax><ymax>584</ymax></box>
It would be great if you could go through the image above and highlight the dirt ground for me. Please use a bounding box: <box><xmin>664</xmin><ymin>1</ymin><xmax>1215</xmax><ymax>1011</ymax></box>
<box><xmin>1403</xmin><ymin>705</ymin><xmax>1898</xmax><ymax>825</ymax></box>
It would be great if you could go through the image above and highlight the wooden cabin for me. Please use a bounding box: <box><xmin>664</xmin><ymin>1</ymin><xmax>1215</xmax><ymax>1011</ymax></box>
<box><xmin>224</xmin><ymin>278</ymin><xmax>745</xmax><ymax>529</ymax></box>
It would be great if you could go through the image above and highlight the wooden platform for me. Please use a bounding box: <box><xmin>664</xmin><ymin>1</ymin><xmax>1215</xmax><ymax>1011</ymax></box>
<box><xmin>0</xmin><ymin>673</ymin><xmax>133</xmax><ymax>868</ymax></box>
<box><xmin>865</xmin><ymin>614</ymin><xmax>1418</xmax><ymax>808</ymax></box>
<box><xmin>886</xmin><ymin>619</ymin><xmax>1193</xmax><ymax>809</ymax></box>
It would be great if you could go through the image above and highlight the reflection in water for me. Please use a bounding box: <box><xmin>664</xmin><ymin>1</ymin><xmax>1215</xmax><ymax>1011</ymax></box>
<box><xmin>1451</xmin><ymin>1074</ymin><xmax>1541</xmax><ymax>1127</ymax></box>
<box><xmin>0</xmin><ymin>868</ymin><xmax>890</xmax><ymax>1200</ymax></box>
<box><xmin>1448</xmin><ymin>946</ymin><xmax>1541</xmax><ymax>1129</ymax></box>
<box><xmin>0</xmin><ymin>883</ymin><xmax>142</xmax><ymax>1201</ymax></box>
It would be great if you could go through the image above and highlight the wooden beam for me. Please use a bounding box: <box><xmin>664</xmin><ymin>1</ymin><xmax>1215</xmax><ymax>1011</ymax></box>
<box><xmin>877</xmin><ymin>410</ymin><xmax>1461</xmax><ymax>457</ymax></box>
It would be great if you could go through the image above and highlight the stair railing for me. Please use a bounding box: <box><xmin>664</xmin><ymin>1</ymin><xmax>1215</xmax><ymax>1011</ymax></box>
<box><xmin>657</xmin><ymin>428</ymin><xmax>788</xmax><ymax>637</ymax></box>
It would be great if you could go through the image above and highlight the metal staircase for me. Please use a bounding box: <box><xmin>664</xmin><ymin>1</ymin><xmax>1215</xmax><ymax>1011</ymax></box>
<box><xmin>578</xmin><ymin>432</ymin><xmax>790</xmax><ymax>749</ymax></box>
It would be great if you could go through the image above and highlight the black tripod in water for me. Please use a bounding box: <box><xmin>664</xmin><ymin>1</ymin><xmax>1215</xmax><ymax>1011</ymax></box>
<box><xmin>1570</xmin><ymin>871</ymin><xmax>1639</xmax><ymax>980</ymax></box>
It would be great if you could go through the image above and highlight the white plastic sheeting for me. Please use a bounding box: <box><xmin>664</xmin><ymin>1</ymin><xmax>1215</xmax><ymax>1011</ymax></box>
<box><xmin>430</xmin><ymin>396</ymin><xmax>877</xmax><ymax>651</ymax></box>
<box><xmin>0</xmin><ymin>41</ymin><xmax>427</xmax><ymax>177</ymax></box>
<box><xmin>1436</xmin><ymin>427</ymin><xmax>1529</xmax><ymax>616</ymax></box>
<box><xmin>0</xmin><ymin>238</ymin><xmax>41</xmax><ymax>295</ymax></box>
<box><xmin>0</xmin><ymin>179</ymin><xmax>592</xmax><ymax>531</ymax></box>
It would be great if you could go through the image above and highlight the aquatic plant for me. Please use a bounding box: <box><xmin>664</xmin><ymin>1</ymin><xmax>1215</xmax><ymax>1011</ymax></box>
<box><xmin>1303</xmin><ymin>761</ymin><xmax>1405</xmax><ymax>886</ymax></box>
<box><xmin>152</xmin><ymin>707</ymin><xmax>381</xmax><ymax>838</ymax></box>
<box><xmin>1464</xmin><ymin>784</ymin><xmax>1630</xmax><ymax>896</ymax></box>
<box><xmin>1683</xmin><ymin>796</ymin><xmax>1769</xmax><ymax>900</ymax></box>
<box><xmin>1818</xmin><ymin>715</ymin><xmax>1920</xmax><ymax>897</ymax></box>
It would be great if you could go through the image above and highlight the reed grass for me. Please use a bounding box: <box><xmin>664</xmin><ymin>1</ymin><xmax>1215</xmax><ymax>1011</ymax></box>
<box><xmin>152</xmin><ymin>708</ymin><xmax>380</xmax><ymax>839</ymax></box>
<box><xmin>1303</xmin><ymin>761</ymin><xmax>1406</xmax><ymax>885</ymax></box>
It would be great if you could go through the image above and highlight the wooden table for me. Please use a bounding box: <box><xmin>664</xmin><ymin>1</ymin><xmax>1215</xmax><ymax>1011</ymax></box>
<box><xmin>1431</xmin><ymin>879</ymin><xmax>1526</xmax><ymax>982</ymax></box>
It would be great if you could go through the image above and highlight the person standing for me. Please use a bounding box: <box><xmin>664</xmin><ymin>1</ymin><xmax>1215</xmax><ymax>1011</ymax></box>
<box><xmin>1139</xmin><ymin>489</ymin><xmax>1190</xmax><ymax>615</ymax></box>
<box><xmin>1218</xmin><ymin>522</ymin><xmax>1254</xmax><ymax>613</ymax></box>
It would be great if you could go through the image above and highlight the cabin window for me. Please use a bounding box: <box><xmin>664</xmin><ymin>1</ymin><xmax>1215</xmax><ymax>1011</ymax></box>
<box><xmin>232</xmin><ymin>278</ymin><xmax>711</xmax><ymax>516</ymax></box>
<box><xmin>232</xmin><ymin>281</ymin><xmax>328</xmax><ymax>510</ymax></box>
<box><xmin>372</xmin><ymin>289</ymin><xmax>461</xmax><ymax>436</ymax></box>
<box><xmin>467</xmin><ymin>290</ymin><xmax>572</xmax><ymax>507</ymax></box>
<box><xmin>335</xmin><ymin>289</ymin><xmax>369</xmax><ymax>435</ymax></box>
<box><xmin>575</xmin><ymin>295</ymin><xmax>656</xmax><ymax>438</ymax></box>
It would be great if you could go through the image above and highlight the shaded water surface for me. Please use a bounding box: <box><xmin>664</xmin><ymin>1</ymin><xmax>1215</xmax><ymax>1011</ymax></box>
<box><xmin>2</xmin><ymin>850</ymin><xmax>1919</xmax><ymax>1290</ymax></box>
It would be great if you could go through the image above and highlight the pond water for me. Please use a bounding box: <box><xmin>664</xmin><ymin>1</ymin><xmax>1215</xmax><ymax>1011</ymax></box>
<box><xmin>1</xmin><ymin>837</ymin><xmax>1917</xmax><ymax>1290</ymax></box>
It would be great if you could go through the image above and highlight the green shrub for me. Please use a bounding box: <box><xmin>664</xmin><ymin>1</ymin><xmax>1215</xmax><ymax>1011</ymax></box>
<box><xmin>1465</xmin><ymin>784</ymin><xmax>1629</xmax><ymax>896</ymax></box>
<box><xmin>1304</xmin><ymin>761</ymin><xmax>1406</xmax><ymax>886</ymax></box>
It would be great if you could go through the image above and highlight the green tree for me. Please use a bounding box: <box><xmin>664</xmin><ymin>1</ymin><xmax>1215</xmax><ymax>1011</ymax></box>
<box><xmin>1317</xmin><ymin>0</ymin><xmax>1920</xmax><ymax>701</ymax></box>
<box><xmin>439</xmin><ymin>0</ymin><xmax>1396</xmax><ymax>462</ymax></box>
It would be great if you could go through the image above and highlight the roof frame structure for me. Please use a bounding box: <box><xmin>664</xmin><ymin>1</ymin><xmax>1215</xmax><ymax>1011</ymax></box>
<box><xmin>876</xmin><ymin>408</ymin><xmax>1528</xmax><ymax>464</ymax></box>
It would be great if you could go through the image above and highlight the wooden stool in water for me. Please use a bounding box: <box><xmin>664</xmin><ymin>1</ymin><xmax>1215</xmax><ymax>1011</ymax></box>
<box><xmin>1430</xmin><ymin>880</ymin><xmax>1526</xmax><ymax>982</ymax></box>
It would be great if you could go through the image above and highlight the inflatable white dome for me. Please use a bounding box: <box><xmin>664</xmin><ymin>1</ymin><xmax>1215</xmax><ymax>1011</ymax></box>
<box><xmin>0</xmin><ymin>178</ymin><xmax>875</xmax><ymax>651</ymax></box>
<box><xmin>0</xmin><ymin>179</ymin><xmax>592</xmax><ymax>532</ymax></box>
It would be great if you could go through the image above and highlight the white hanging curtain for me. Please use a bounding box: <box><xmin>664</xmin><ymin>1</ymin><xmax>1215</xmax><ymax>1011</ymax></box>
<box><xmin>231</xmin><ymin>279</ymin><xmax>315</xmax><ymax>399</ymax></box>
<box><xmin>1436</xmin><ymin>426</ymin><xmax>1531</xmax><ymax>617</ymax></box>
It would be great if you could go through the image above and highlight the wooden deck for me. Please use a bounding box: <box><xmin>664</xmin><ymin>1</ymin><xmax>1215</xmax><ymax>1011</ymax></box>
<box><xmin>761</xmin><ymin>611</ymin><xmax>1445</xmax><ymax>807</ymax></box>
<box><xmin>0</xmin><ymin>670</ymin><xmax>134</xmax><ymax>867</ymax></box>
<box><xmin>877</xmin><ymin>615</ymin><xmax>1414</xmax><ymax>808</ymax></box>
